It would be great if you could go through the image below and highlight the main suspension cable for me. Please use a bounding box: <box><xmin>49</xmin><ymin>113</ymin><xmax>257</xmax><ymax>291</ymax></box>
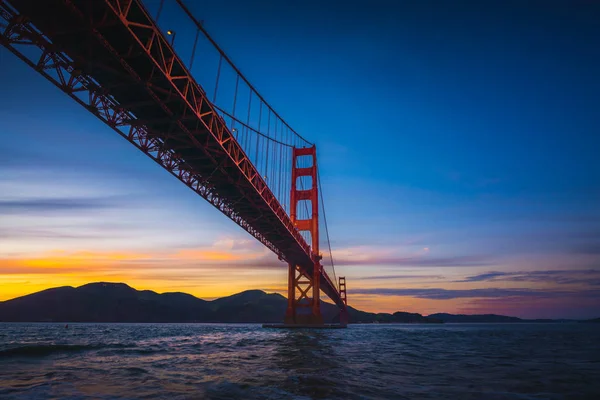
<box><xmin>173</xmin><ymin>0</ymin><xmax>313</xmax><ymax>147</ymax></box>
<box><xmin>212</xmin><ymin>105</ymin><xmax>293</xmax><ymax>147</ymax></box>
<box><xmin>317</xmin><ymin>161</ymin><xmax>338</xmax><ymax>291</ymax></box>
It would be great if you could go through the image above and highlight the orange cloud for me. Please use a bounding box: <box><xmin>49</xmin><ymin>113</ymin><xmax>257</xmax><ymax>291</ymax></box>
<box><xmin>0</xmin><ymin>239</ymin><xmax>288</xmax><ymax>301</ymax></box>
<box><xmin>11</xmin><ymin>250</ymin><xmax>152</xmax><ymax>269</ymax></box>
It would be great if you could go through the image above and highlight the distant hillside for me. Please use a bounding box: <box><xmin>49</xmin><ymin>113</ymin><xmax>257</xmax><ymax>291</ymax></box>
<box><xmin>0</xmin><ymin>282</ymin><xmax>441</xmax><ymax>324</ymax></box>
<box><xmin>581</xmin><ymin>317</ymin><xmax>600</xmax><ymax>323</ymax></box>
<box><xmin>7</xmin><ymin>283</ymin><xmax>581</xmax><ymax>324</ymax></box>
<box><xmin>0</xmin><ymin>283</ymin><xmax>212</xmax><ymax>323</ymax></box>
<box><xmin>427</xmin><ymin>313</ymin><xmax>586</xmax><ymax>323</ymax></box>
<box><xmin>428</xmin><ymin>313</ymin><xmax>522</xmax><ymax>323</ymax></box>
<box><xmin>351</xmin><ymin>310</ymin><xmax>442</xmax><ymax>324</ymax></box>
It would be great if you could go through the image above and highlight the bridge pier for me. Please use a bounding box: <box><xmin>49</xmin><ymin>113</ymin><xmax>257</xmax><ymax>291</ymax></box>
<box><xmin>284</xmin><ymin>261</ymin><xmax>323</xmax><ymax>325</ymax></box>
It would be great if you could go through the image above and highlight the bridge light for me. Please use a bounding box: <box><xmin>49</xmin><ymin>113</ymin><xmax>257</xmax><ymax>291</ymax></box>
<box><xmin>166</xmin><ymin>30</ymin><xmax>176</xmax><ymax>46</ymax></box>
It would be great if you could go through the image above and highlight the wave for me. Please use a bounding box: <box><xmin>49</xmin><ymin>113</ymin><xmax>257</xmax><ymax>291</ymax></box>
<box><xmin>0</xmin><ymin>343</ymin><xmax>133</xmax><ymax>358</ymax></box>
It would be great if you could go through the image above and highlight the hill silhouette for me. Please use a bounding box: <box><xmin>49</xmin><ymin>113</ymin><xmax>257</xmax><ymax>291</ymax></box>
<box><xmin>3</xmin><ymin>282</ymin><xmax>586</xmax><ymax>323</ymax></box>
<box><xmin>581</xmin><ymin>317</ymin><xmax>600</xmax><ymax>323</ymax></box>
<box><xmin>0</xmin><ymin>282</ymin><xmax>441</xmax><ymax>323</ymax></box>
<box><xmin>428</xmin><ymin>313</ymin><xmax>522</xmax><ymax>323</ymax></box>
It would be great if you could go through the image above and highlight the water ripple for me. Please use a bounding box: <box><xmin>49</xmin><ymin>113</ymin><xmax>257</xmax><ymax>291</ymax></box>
<box><xmin>0</xmin><ymin>323</ymin><xmax>599</xmax><ymax>399</ymax></box>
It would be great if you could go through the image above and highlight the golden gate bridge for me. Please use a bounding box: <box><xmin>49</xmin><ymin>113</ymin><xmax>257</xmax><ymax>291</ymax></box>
<box><xmin>0</xmin><ymin>0</ymin><xmax>348</xmax><ymax>326</ymax></box>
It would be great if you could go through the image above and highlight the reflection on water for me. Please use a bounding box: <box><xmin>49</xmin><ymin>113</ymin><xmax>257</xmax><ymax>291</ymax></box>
<box><xmin>0</xmin><ymin>323</ymin><xmax>599</xmax><ymax>399</ymax></box>
<box><xmin>273</xmin><ymin>331</ymin><xmax>340</xmax><ymax>399</ymax></box>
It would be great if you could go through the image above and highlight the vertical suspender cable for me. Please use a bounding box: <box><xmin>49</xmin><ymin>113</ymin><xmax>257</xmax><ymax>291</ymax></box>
<box><xmin>285</xmin><ymin>128</ymin><xmax>293</xmax><ymax>212</ymax></box>
<box><xmin>173</xmin><ymin>0</ymin><xmax>314</xmax><ymax>148</ymax></box>
<box><xmin>275</xmin><ymin>120</ymin><xmax>280</xmax><ymax>201</ymax></box>
<box><xmin>155</xmin><ymin>0</ymin><xmax>165</xmax><ymax>23</ymax></box>
<box><xmin>256</xmin><ymin>101</ymin><xmax>262</xmax><ymax>164</ymax></box>
<box><xmin>270</xmin><ymin>117</ymin><xmax>275</xmax><ymax>187</ymax></box>
<box><xmin>189</xmin><ymin>28</ymin><xmax>200</xmax><ymax>69</ymax></box>
<box><xmin>265</xmin><ymin>110</ymin><xmax>270</xmax><ymax>182</ymax></box>
<box><xmin>231</xmin><ymin>75</ymin><xmax>239</xmax><ymax>139</ymax></box>
<box><xmin>279</xmin><ymin>124</ymin><xmax>284</xmax><ymax>203</ymax></box>
<box><xmin>245</xmin><ymin>90</ymin><xmax>252</xmax><ymax>152</ymax></box>
<box><xmin>262</xmin><ymin>112</ymin><xmax>267</xmax><ymax>177</ymax></box>
<box><xmin>283</xmin><ymin>129</ymin><xmax>287</xmax><ymax>213</ymax></box>
<box><xmin>273</xmin><ymin>118</ymin><xmax>278</xmax><ymax>189</ymax></box>
<box><xmin>317</xmin><ymin>163</ymin><xmax>338</xmax><ymax>291</ymax></box>
<box><xmin>213</xmin><ymin>55</ymin><xmax>223</xmax><ymax>103</ymax></box>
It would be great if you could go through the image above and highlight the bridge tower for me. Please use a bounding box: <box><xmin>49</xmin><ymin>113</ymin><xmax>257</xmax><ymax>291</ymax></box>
<box><xmin>286</xmin><ymin>145</ymin><xmax>324</xmax><ymax>325</ymax></box>
<box><xmin>339</xmin><ymin>276</ymin><xmax>348</xmax><ymax>325</ymax></box>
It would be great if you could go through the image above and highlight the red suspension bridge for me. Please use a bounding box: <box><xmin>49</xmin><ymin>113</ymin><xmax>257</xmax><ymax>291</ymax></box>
<box><xmin>0</xmin><ymin>0</ymin><xmax>348</xmax><ymax>325</ymax></box>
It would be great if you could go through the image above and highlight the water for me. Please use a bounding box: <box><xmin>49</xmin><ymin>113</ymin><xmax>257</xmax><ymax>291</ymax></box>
<box><xmin>0</xmin><ymin>323</ymin><xmax>599</xmax><ymax>399</ymax></box>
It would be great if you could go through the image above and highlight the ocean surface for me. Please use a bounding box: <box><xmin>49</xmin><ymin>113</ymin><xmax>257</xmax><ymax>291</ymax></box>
<box><xmin>0</xmin><ymin>323</ymin><xmax>599</xmax><ymax>399</ymax></box>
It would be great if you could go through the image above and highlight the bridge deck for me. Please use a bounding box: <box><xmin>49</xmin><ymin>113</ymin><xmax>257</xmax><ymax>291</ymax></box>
<box><xmin>4</xmin><ymin>0</ymin><xmax>342</xmax><ymax>307</ymax></box>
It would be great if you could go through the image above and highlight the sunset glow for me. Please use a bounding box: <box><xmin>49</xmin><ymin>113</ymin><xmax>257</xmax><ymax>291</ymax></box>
<box><xmin>1</xmin><ymin>0</ymin><xmax>598</xmax><ymax>320</ymax></box>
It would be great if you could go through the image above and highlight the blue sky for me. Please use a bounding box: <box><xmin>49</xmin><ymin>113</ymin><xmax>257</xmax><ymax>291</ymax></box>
<box><xmin>0</xmin><ymin>0</ymin><xmax>599</xmax><ymax>318</ymax></box>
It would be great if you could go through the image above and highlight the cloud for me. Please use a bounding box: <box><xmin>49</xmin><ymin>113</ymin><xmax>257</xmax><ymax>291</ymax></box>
<box><xmin>457</xmin><ymin>269</ymin><xmax>600</xmax><ymax>286</ymax></box>
<box><xmin>0</xmin><ymin>228</ymin><xmax>113</xmax><ymax>240</ymax></box>
<box><xmin>350</xmin><ymin>287</ymin><xmax>600</xmax><ymax>300</ymax></box>
<box><xmin>331</xmin><ymin>246</ymin><xmax>492</xmax><ymax>268</ymax></box>
<box><xmin>357</xmin><ymin>274</ymin><xmax>444</xmax><ymax>280</ymax></box>
<box><xmin>457</xmin><ymin>271</ymin><xmax>507</xmax><ymax>282</ymax></box>
<box><xmin>391</xmin><ymin>256</ymin><xmax>492</xmax><ymax>267</ymax></box>
<box><xmin>0</xmin><ymin>197</ymin><xmax>118</xmax><ymax>214</ymax></box>
<box><xmin>0</xmin><ymin>236</ymin><xmax>284</xmax><ymax>276</ymax></box>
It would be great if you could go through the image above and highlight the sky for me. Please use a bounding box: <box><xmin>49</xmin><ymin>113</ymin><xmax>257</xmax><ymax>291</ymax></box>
<box><xmin>1</xmin><ymin>0</ymin><xmax>599</xmax><ymax>319</ymax></box>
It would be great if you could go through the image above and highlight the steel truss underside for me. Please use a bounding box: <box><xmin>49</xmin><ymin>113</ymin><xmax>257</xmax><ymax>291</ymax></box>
<box><xmin>0</xmin><ymin>0</ymin><xmax>344</xmax><ymax>308</ymax></box>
